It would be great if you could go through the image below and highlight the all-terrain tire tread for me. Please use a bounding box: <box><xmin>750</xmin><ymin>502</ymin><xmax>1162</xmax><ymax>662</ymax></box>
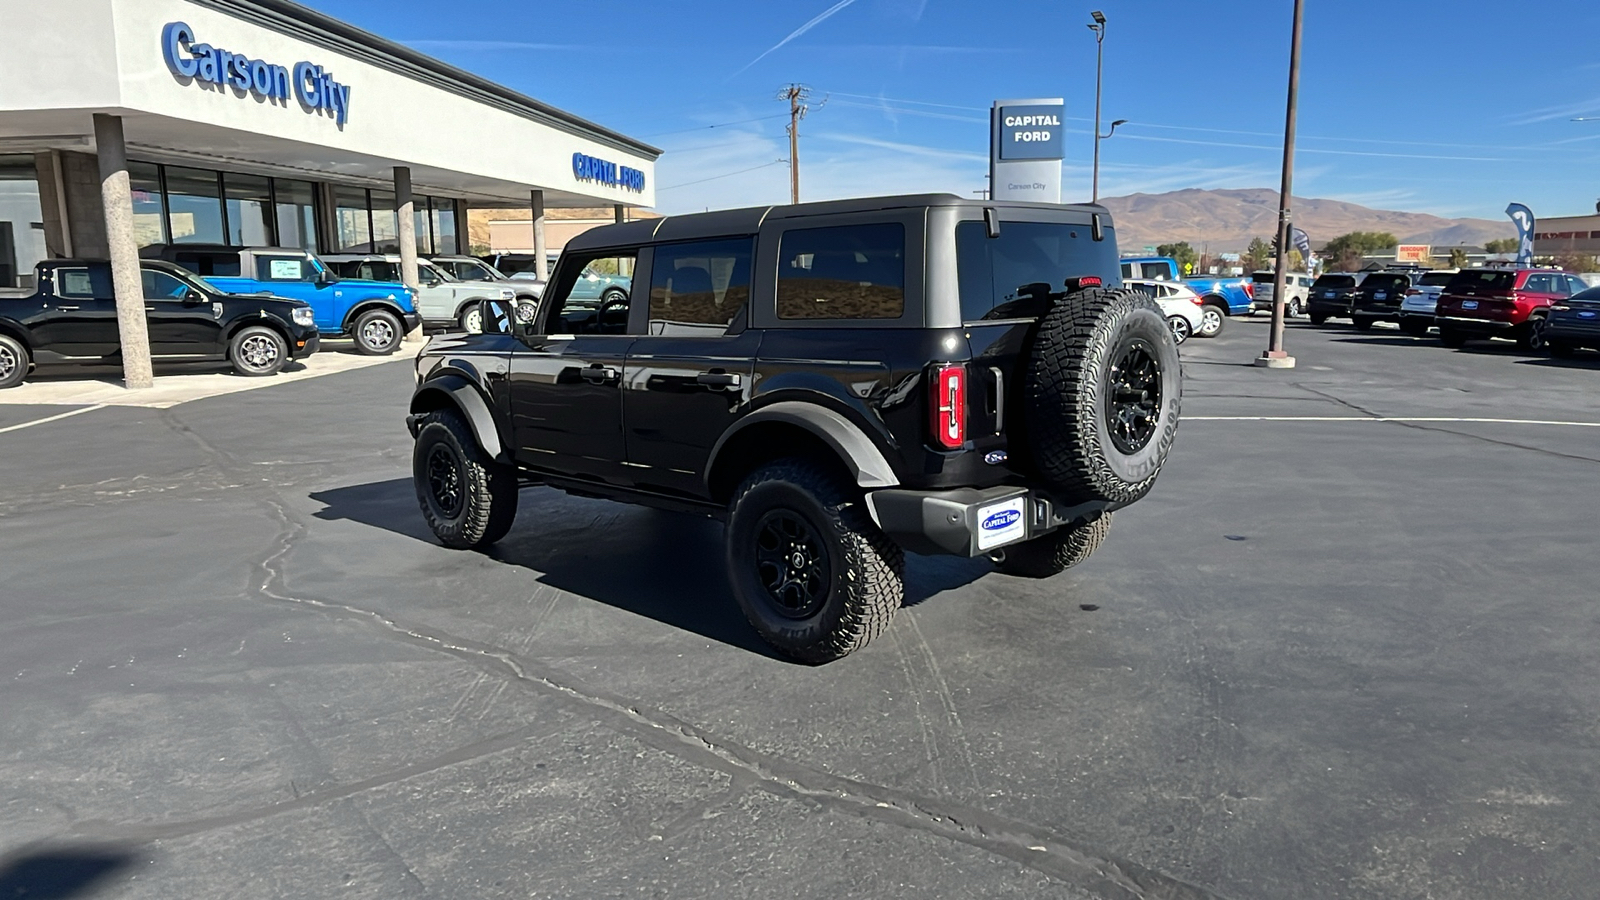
<box><xmin>414</xmin><ymin>409</ymin><xmax>517</xmax><ymax>549</ymax></box>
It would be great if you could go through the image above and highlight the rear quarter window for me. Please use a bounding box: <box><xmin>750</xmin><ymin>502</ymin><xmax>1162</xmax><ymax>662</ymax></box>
<box><xmin>776</xmin><ymin>223</ymin><xmax>905</xmax><ymax>320</ymax></box>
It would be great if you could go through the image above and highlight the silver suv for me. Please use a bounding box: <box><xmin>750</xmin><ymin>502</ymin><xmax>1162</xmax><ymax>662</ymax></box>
<box><xmin>323</xmin><ymin>255</ymin><xmax>514</xmax><ymax>332</ymax></box>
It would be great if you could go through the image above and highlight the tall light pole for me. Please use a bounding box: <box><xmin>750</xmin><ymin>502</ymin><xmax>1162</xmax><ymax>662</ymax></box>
<box><xmin>1088</xmin><ymin>10</ymin><xmax>1107</xmax><ymax>203</ymax></box>
<box><xmin>1257</xmin><ymin>0</ymin><xmax>1304</xmax><ymax>370</ymax></box>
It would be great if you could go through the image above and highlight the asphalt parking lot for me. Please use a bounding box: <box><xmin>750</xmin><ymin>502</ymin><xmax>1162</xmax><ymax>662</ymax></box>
<box><xmin>3</xmin><ymin>318</ymin><xmax>1598</xmax><ymax>900</ymax></box>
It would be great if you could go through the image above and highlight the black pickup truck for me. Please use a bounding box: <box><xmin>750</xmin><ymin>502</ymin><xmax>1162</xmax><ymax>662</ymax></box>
<box><xmin>0</xmin><ymin>259</ymin><xmax>319</xmax><ymax>388</ymax></box>
<box><xmin>407</xmin><ymin>194</ymin><xmax>1182</xmax><ymax>662</ymax></box>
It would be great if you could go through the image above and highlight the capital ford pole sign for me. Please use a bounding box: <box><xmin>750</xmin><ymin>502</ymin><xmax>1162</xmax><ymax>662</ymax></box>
<box><xmin>162</xmin><ymin>22</ymin><xmax>352</xmax><ymax>126</ymax></box>
<box><xmin>990</xmin><ymin>99</ymin><xmax>1064</xmax><ymax>203</ymax></box>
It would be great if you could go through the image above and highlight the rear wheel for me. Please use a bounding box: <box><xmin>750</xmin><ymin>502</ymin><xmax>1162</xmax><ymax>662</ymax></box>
<box><xmin>1517</xmin><ymin>314</ymin><xmax>1549</xmax><ymax>351</ymax></box>
<box><xmin>459</xmin><ymin>303</ymin><xmax>484</xmax><ymax>334</ymax></box>
<box><xmin>229</xmin><ymin>326</ymin><xmax>288</xmax><ymax>377</ymax></box>
<box><xmin>1353</xmin><ymin>316</ymin><xmax>1376</xmax><ymax>331</ymax></box>
<box><xmin>997</xmin><ymin>514</ymin><xmax>1113</xmax><ymax>579</ymax></box>
<box><xmin>0</xmin><ymin>334</ymin><xmax>29</xmax><ymax>389</ymax></box>
<box><xmin>1438</xmin><ymin>324</ymin><xmax>1468</xmax><ymax>348</ymax></box>
<box><xmin>1309</xmin><ymin>312</ymin><xmax>1328</xmax><ymax>327</ymax></box>
<box><xmin>413</xmin><ymin>409</ymin><xmax>518</xmax><ymax>549</ymax></box>
<box><xmin>727</xmin><ymin>459</ymin><xmax>903</xmax><ymax>664</ymax></box>
<box><xmin>352</xmin><ymin>308</ymin><xmax>404</xmax><ymax>355</ymax></box>
<box><xmin>1401</xmin><ymin>318</ymin><xmax>1432</xmax><ymax>337</ymax></box>
<box><xmin>1196</xmin><ymin>304</ymin><xmax>1226</xmax><ymax>338</ymax></box>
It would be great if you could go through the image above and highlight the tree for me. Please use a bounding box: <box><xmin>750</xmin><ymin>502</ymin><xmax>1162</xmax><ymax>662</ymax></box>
<box><xmin>1323</xmin><ymin>231</ymin><xmax>1399</xmax><ymax>262</ymax></box>
<box><xmin>1484</xmin><ymin>238</ymin><xmax>1519</xmax><ymax>255</ymax></box>
<box><xmin>1448</xmin><ymin>247</ymin><xmax>1469</xmax><ymax>268</ymax></box>
<box><xmin>1555</xmin><ymin>253</ymin><xmax>1600</xmax><ymax>274</ymax></box>
<box><xmin>1156</xmin><ymin>242</ymin><xmax>1198</xmax><ymax>274</ymax></box>
<box><xmin>1244</xmin><ymin>237</ymin><xmax>1273</xmax><ymax>270</ymax></box>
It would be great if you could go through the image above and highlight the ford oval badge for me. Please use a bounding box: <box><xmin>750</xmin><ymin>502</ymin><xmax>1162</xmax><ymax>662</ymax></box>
<box><xmin>982</xmin><ymin>509</ymin><xmax>1022</xmax><ymax>531</ymax></box>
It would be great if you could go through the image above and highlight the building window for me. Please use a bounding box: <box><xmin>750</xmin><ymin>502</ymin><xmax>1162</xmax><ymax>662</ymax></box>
<box><xmin>223</xmin><ymin>173</ymin><xmax>274</xmax><ymax>247</ymax></box>
<box><xmin>370</xmin><ymin>188</ymin><xmax>399</xmax><ymax>252</ymax></box>
<box><xmin>129</xmin><ymin>162</ymin><xmax>167</xmax><ymax>249</ymax></box>
<box><xmin>333</xmin><ymin>185</ymin><xmax>371</xmax><ymax>252</ymax></box>
<box><xmin>273</xmin><ymin>178</ymin><xmax>317</xmax><ymax>251</ymax></box>
<box><xmin>0</xmin><ymin>155</ymin><xmax>47</xmax><ymax>289</ymax></box>
<box><xmin>414</xmin><ymin>199</ymin><xmax>433</xmax><ymax>257</ymax></box>
<box><xmin>432</xmin><ymin>198</ymin><xmax>458</xmax><ymax>255</ymax></box>
<box><xmin>164</xmin><ymin>166</ymin><xmax>225</xmax><ymax>244</ymax></box>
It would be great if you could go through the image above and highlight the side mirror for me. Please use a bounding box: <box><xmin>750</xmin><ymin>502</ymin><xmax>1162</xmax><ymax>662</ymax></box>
<box><xmin>316</xmin><ymin>270</ymin><xmax>337</xmax><ymax>286</ymax></box>
<box><xmin>183</xmin><ymin>289</ymin><xmax>204</xmax><ymax>305</ymax></box>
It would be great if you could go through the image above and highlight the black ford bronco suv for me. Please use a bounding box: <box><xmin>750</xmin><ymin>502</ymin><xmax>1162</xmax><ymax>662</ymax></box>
<box><xmin>406</xmin><ymin>195</ymin><xmax>1181</xmax><ymax>662</ymax></box>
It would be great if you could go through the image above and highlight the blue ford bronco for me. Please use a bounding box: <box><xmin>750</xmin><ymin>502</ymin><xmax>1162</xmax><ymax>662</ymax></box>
<box><xmin>147</xmin><ymin>244</ymin><xmax>420</xmax><ymax>354</ymax></box>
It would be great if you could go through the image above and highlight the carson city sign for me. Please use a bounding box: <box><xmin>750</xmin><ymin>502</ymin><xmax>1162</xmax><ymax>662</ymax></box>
<box><xmin>161</xmin><ymin>22</ymin><xmax>353</xmax><ymax>126</ymax></box>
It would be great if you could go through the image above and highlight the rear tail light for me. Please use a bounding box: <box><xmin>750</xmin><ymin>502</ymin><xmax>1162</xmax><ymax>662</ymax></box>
<box><xmin>1405</xmin><ymin>289</ymin><xmax>1423</xmax><ymax>296</ymax></box>
<box><xmin>930</xmin><ymin>364</ymin><xmax>966</xmax><ymax>450</ymax></box>
<box><xmin>1243</xmin><ymin>282</ymin><xmax>1254</xmax><ymax>298</ymax></box>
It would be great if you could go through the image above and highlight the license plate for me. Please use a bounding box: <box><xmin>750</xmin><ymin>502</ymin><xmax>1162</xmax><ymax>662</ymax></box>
<box><xmin>1462</xmin><ymin>300</ymin><xmax>1478</xmax><ymax>309</ymax></box>
<box><xmin>1324</xmin><ymin>291</ymin><xmax>1336</xmax><ymax>298</ymax></box>
<box><xmin>1373</xmin><ymin>292</ymin><xmax>1387</xmax><ymax>300</ymax></box>
<box><xmin>977</xmin><ymin>497</ymin><xmax>1027</xmax><ymax>551</ymax></box>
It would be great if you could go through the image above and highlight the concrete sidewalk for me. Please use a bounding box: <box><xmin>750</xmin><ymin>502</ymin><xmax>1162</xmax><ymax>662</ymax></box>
<box><xmin>0</xmin><ymin>345</ymin><xmax>409</xmax><ymax>409</ymax></box>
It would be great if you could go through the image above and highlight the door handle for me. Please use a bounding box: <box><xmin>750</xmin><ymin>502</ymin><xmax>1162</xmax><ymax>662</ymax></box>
<box><xmin>695</xmin><ymin>371</ymin><xmax>741</xmax><ymax>389</ymax></box>
<box><xmin>580</xmin><ymin>364</ymin><xmax>619</xmax><ymax>385</ymax></box>
<box><xmin>56</xmin><ymin>305</ymin><xmax>80</xmax><ymax>311</ymax></box>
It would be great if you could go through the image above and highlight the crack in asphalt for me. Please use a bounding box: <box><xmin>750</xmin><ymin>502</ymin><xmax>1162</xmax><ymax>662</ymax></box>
<box><xmin>60</xmin><ymin>405</ymin><xmax>1228</xmax><ymax>899</ymax></box>
<box><xmin>1293</xmin><ymin>383</ymin><xmax>1600</xmax><ymax>465</ymax></box>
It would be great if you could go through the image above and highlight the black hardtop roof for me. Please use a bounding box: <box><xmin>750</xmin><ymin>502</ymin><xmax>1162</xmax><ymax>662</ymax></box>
<box><xmin>565</xmin><ymin>194</ymin><xmax>1108</xmax><ymax>253</ymax></box>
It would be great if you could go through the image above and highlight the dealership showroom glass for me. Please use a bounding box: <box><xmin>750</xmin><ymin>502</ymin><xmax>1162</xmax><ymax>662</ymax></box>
<box><xmin>0</xmin><ymin>0</ymin><xmax>659</xmax><ymax>384</ymax></box>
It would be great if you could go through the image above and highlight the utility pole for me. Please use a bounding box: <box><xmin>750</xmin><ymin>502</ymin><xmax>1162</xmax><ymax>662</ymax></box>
<box><xmin>779</xmin><ymin>84</ymin><xmax>811</xmax><ymax>204</ymax></box>
<box><xmin>1257</xmin><ymin>0</ymin><xmax>1304</xmax><ymax>370</ymax></box>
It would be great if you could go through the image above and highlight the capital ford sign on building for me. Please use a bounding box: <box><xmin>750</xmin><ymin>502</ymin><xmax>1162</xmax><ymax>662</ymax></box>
<box><xmin>990</xmin><ymin>99</ymin><xmax>1065</xmax><ymax>203</ymax></box>
<box><xmin>161</xmin><ymin>21</ymin><xmax>352</xmax><ymax>126</ymax></box>
<box><xmin>573</xmin><ymin>153</ymin><xmax>646</xmax><ymax>193</ymax></box>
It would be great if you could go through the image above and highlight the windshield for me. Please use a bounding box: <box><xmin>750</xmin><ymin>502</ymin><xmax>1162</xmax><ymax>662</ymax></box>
<box><xmin>1312</xmin><ymin>275</ymin><xmax>1356</xmax><ymax>289</ymax></box>
<box><xmin>1446</xmin><ymin>270</ymin><xmax>1514</xmax><ymax>292</ymax></box>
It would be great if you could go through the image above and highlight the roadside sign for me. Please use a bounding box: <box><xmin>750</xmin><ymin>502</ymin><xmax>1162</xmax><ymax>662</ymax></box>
<box><xmin>1396</xmin><ymin>245</ymin><xmax>1431</xmax><ymax>263</ymax></box>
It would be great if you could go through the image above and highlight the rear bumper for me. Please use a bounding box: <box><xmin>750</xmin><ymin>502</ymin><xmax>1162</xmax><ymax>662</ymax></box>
<box><xmin>1438</xmin><ymin>315</ymin><xmax>1516</xmax><ymax>334</ymax></box>
<box><xmin>866</xmin><ymin>485</ymin><xmax>1111</xmax><ymax>557</ymax></box>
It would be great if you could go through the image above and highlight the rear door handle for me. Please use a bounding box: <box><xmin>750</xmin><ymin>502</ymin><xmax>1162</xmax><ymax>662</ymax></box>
<box><xmin>695</xmin><ymin>371</ymin><xmax>741</xmax><ymax>389</ymax></box>
<box><xmin>56</xmin><ymin>305</ymin><xmax>80</xmax><ymax>311</ymax></box>
<box><xmin>580</xmin><ymin>364</ymin><xmax>619</xmax><ymax>385</ymax></box>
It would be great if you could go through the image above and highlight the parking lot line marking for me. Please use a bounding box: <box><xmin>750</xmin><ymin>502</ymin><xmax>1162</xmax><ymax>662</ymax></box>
<box><xmin>1187</xmin><ymin>416</ymin><xmax>1600</xmax><ymax>427</ymax></box>
<box><xmin>0</xmin><ymin>404</ymin><xmax>107</xmax><ymax>435</ymax></box>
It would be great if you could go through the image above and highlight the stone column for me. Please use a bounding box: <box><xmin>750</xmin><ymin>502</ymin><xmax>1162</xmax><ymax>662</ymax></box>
<box><xmin>94</xmin><ymin>114</ymin><xmax>152</xmax><ymax>389</ymax></box>
<box><xmin>530</xmin><ymin>190</ymin><xmax>548</xmax><ymax>281</ymax></box>
<box><xmin>394</xmin><ymin>166</ymin><xmax>423</xmax><ymax>342</ymax></box>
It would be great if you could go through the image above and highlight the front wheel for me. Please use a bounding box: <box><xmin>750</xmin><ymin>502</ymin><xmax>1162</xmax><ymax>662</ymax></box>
<box><xmin>1290</xmin><ymin>298</ymin><xmax>1306</xmax><ymax>317</ymax></box>
<box><xmin>413</xmin><ymin>409</ymin><xmax>518</xmax><ymax>549</ymax></box>
<box><xmin>458</xmin><ymin>303</ymin><xmax>484</xmax><ymax>334</ymax></box>
<box><xmin>1167</xmin><ymin>315</ymin><xmax>1192</xmax><ymax>345</ymax></box>
<box><xmin>1196</xmin><ymin>304</ymin><xmax>1226</xmax><ymax>338</ymax></box>
<box><xmin>727</xmin><ymin>459</ymin><xmax>903</xmax><ymax>664</ymax></box>
<box><xmin>1401</xmin><ymin>318</ymin><xmax>1432</xmax><ymax>338</ymax></box>
<box><xmin>229</xmin><ymin>326</ymin><xmax>288</xmax><ymax>377</ymax></box>
<box><xmin>1309</xmin><ymin>312</ymin><xmax>1328</xmax><ymax>327</ymax></box>
<box><xmin>1517</xmin><ymin>315</ymin><xmax>1549</xmax><ymax>351</ymax></box>
<box><xmin>997</xmin><ymin>514</ymin><xmax>1113</xmax><ymax>578</ymax></box>
<box><xmin>352</xmin><ymin>308</ymin><xmax>404</xmax><ymax>355</ymax></box>
<box><xmin>0</xmin><ymin>334</ymin><xmax>29</xmax><ymax>389</ymax></box>
<box><xmin>1353</xmin><ymin>316</ymin><xmax>1376</xmax><ymax>331</ymax></box>
<box><xmin>1438</xmin><ymin>324</ymin><xmax>1468</xmax><ymax>348</ymax></box>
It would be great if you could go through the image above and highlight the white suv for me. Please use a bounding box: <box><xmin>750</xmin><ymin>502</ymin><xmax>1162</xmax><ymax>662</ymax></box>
<box><xmin>1396</xmin><ymin>269</ymin><xmax>1460</xmax><ymax>336</ymax></box>
<box><xmin>1250</xmin><ymin>271</ymin><xmax>1315</xmax><ymax>317</ymax></box>
<box><xmin>323</xmin><ymin>255</ymin><xmax>515</xmax><ymax>332</ymax></box>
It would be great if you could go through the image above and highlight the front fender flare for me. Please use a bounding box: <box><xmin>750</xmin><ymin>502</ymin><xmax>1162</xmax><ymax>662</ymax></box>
<box><xmin>707</xmin><ymin>401</ymin><xmax>899</xmax><ymax>490</ymax></box>
<box><xmin>409</xmin><ymin>373</ymin><xmax>506</xmax><ymax>463</ymax></box>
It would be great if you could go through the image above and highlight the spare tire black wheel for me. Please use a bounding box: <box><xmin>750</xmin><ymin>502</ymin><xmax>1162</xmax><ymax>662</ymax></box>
<box><xmin>1023</xmin><ymin>288</ymin><xmax>1182</xmax><ymax>506</ymax></box>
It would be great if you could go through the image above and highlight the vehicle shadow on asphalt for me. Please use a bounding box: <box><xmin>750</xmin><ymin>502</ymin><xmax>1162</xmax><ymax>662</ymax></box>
<box><xmin>0</xmin><ymin>842</ymin><xmax>142</xmax><ymax>899</ymax></box>
<box><xmin>309</xmin><ymin>479</ymin><xmax>993</xmax><ymax>660</ymax></box>
<box><xmin>1514</xmin><ymin>355</ymin><xmax>1600</xmax><ymax>370</ymax></box>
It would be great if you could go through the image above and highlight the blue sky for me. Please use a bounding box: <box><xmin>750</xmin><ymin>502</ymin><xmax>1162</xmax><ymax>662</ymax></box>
<box><xmin>307</xmin><ymin>0</ymin><xmax>1600</xmax><ymax>221</ymax></box>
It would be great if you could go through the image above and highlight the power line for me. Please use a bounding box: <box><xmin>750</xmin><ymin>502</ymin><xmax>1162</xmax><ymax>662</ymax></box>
<box><xmin>657</xmin><ymin>160</ymin><xmax>787</xmax><ymax>191</ymax></box>
<box><xmin>637</xmin><ymin>113</ymin><xmax>789</xmax><ymax>139</ymax></box>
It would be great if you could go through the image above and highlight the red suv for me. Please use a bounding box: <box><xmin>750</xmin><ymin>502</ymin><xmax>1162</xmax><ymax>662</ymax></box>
<box><xmin>1434</xmin><ymin>268</ymin><xmax>1586</xmax><ymax>350</ymax></box>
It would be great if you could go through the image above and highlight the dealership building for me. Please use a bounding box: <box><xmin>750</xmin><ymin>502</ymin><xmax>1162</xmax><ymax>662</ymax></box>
<box><xmin>0</xmin><ymin>0</ymin><xmax>658</xmax><ymax>384</ymax></box>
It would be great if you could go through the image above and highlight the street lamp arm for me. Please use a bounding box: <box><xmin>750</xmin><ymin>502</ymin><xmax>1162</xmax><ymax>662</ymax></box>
<box><xmin>1099</xmin><ymin>119</ymin><xmax>1128</xmax><ymax>140</ymax></box>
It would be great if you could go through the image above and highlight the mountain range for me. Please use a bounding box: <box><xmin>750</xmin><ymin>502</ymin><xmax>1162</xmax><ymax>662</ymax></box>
<box><xmin>1099</xmin><ymin>188</ymin><xmax>1515</xmax><ymax>254</ymax></box>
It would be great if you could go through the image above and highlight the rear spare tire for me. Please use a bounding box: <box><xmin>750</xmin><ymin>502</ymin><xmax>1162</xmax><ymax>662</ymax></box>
<box><xmin>1022</xmin><ymin>287</ymin><xmax>1182</xmax><ymax>506</ymax></box>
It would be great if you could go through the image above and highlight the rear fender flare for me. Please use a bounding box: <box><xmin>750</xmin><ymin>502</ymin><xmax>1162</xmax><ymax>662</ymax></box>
<box><xmin>707</xmin><ymin>401</ymin><xmax>899</xmax><ymax>491</ymax></box>
<box><xmin>409</xmin><ymin>373</ymin><xmax>506</xmax><ymax>462</ymax></box>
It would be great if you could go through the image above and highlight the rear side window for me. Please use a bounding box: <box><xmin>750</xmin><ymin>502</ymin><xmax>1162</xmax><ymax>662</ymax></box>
<box><xmin>359</xmin><ymin>262</ymin><xmax>399</xmax><ymax>282</ymax></box>
<box><xmin>1446</xmin><ymin>270</ymin><xmax>1514</xmax><ymax>292</ymax></box>
<box><xmin>777</xmin><ymin>223</ymin><xmax>905</xmax><ymax>320</ymax></box>
<box><xmin>648</xmin><ymin>238</ymin><xmax>753</xmax><ymax>335</ymax></box>
<box><xmin>1524</xmin><ymin>273</ymin><xmax>1559</xmax><ymax>293</ymax></box>
<box><xmin>54</xmin><ymin>266</ymin><xmax>111</xmax><ymax>298</ymax></box>
<box><xmin>257</xmin><ymin>256</ymin><xmax>314</xmax><ymax>281</ymax></box>
<box><xmin>957</xmin><ymin>221</ymin><xmax>1121</xmax><ymax>322</ymax></box>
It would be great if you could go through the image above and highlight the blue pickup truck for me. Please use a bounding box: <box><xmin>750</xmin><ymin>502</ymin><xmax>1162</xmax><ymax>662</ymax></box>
<box><xmin>147</xmin><ymin>245</ymin><xmax>420</xmax><ymax>355</ymax></box>
<box><xmin>1120</xmin><ymin>256</ymin><xmax>1254</xmax><ymax>337</ymax></box>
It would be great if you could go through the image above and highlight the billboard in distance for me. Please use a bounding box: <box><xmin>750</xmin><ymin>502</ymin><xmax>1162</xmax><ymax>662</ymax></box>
<box><xmin>1395</xmin><ymin>245</ymin><xmax>1431</xmax><ymax>264</ymax></box>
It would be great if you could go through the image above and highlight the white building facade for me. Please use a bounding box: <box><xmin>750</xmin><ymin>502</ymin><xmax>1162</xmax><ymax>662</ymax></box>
<box><xmin>0</xmin><ymin>0</ymin><xmax>657</xmax><ymax>382</ymax></box>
